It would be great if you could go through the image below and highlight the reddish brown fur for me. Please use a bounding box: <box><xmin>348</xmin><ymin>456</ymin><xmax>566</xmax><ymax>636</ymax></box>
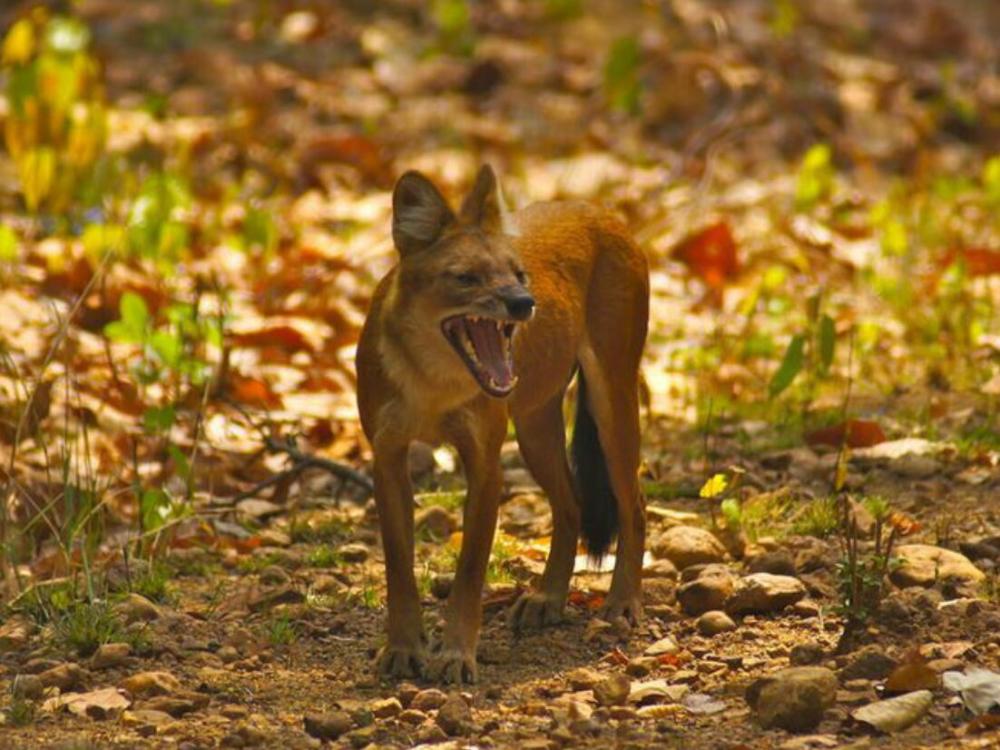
<box><xmin>356</xmin><ymin>166</ymin><xmax>649</xmax><ymax>683</ymax></box>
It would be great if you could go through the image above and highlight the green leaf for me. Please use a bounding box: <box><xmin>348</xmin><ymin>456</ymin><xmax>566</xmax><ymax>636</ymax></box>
<box><xmin>794</xmin><ymin>143</ymin><xmax>833</xmax><ymax>211</ymax></box>
<box><xmin>140</xmin><ymin>488</ymin><xmax>170</xmax><ymax>532</ymax></box>
<box><xmin>142</xmin><ymin>405</ymin><xmax>175</xmax><ymax>433</ymax></box>
<box><xmin>769</xmin><ymin>333</ymin><xmax>805</xmax><ymax>398</ymax></box>
<box><xmin>150</xmin><ymin>330</ymin><xmax>182</xmax><ymax>368</ymax></box>
<box><xmin>720</xmin><ymin>498</ymin><xmax>742</xmax><ymax>529</ymax></box>
<box><xmin>604</xmin><ymin>36</ymin><xmax>641</xmax><ymax>115</ymax></box>
<box><xmin>984</xmin><ymin>155</ymin><xmax>1000</xmax><ymax>208</ymax></box>
<box><xmin>168</xmin><ymin>444</ymin><xmax>191</xmax><ymax>481</ymax></box>
<box><xmin>105</xmin><ymin>292</ymin><xmax>148</xmax><ymax>343</ymax></box>
<box><xmin>0</xmin><ymin>225</ymin><xmax>19</xmax><ymax>262</ymax></box>
<box><xmin>818</xmin><ymin>314</ymin><xmax>836</xmax><ymax>375</ymax></box>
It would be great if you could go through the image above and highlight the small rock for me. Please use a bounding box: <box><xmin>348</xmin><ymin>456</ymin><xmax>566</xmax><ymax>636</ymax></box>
<box><xmin>642</xmin><ymin>558</ymin><xmax>679</xmax><ymax>579</ymax></box>
<box><xmin>567</xmin><ymin>667</ymin><xmax>604</xmax><ymax>691</ymax></box>
<box><xmin>652</xmin><ymin>526</ymin><xmax>729</xmax><ymax>569</ymax></box>
<box><xmin>411</xmin><ymin>688</ymin><xmax>448</xmax><ymax>711</ymax></box>
<box><xmin>747</xmin><ymin>550</ymin><xmax>797</xmax><ymax>576</ymax></box>
<box><xmin>696</xmin><ymin>610</ymin><xmax>737</xmax><ymax>636</ymax></box>
<box><xmin>257</xmin><ymin>528</ymin><xmax>291</xmax><ymax>547</ymax></box>
<box><xmin>726</xmin><ymin>573</ymin><xmax>807</xmax><ymax>615</ymax></box>
<box><xmin>415</xmin><ymin>723</ymin><xmax>449</xmax><ymax>744</ymax></box>
<box><xmin>839</xmin><ymin>646</ymin><xmax>898</xmax><ymax>681</ymax></box>
<box><xmin>121</xmin><ymin>671</ymin><xmax>181</xmax><ymax>698</ymax></box>
<box><xmin>436</xmin><ymin>693</ymin><xmax>471</xmax><ymax>736</ymax></box>
<box><xmin>122</xmin><ymin>708</ymin><xmax>173</xmax><ymax>730</ymax></box>
<box><xmin>11</xmin><ymin>674</ymin><xmax>44</xmax><ymax>700</ymax></box>
<box><xmin>44</xmin><ymin>687</ymin><xmax>131</xmax><ymax>720</ymax></box>
<box><xmin>138</xmin><ymin>693</ymin><xmax>207</xmax><ymax>717</ymax></box>
<box><xmin>304</xmin><ymin>711</ymin><xmax>354</xmax><ymax>741</ymax></box>
<box><xmin>259</xmin><ymin>565</ymin><xmax>291</xmax><ymax>585</ymax></box>
<box><xmin>891</xmin><ymin>454</ymin><xmax>940</xmax><ymax>479</ymax></box>
<box><xmin>626</xmin><ymin>657</ymin><xmax>655</xmax><ymax>677</ymax></box>
<box><xmin>398</xmin><ymin>708</ymin><xmax>427</xmax><ymax>725</ymax></box>
<box><xmin>337</xmin><ymin>543</ymin><xmax>369</xmax><ymax>563</ymax></box>
<box><xmin>891</xmin><ymin>545</ymin><xmax>985</xmax><ymax>588</ymax></box>
<box><xmin>397</xmin><ymin>682</ymin><xmax>420</xmax><ymax>707</ymax></box>
<box><xmin>236</xmin><ymin>498</ymin><xmax>283</xmax><ymax>519</ymax></box>
<box><xmin>644</xmin><ymin>636</ymin><xmax>679</xmax><ymax>656</ymax></box>
<box><xmin>851</xmin><ymin>690</ymin><xmax>932</xmax><ymax>733</ymax></box>
<box><xmin>593</xmin><ymin>673</ymin><xmax>631</xmax><ymax>707</ymax></box>
<box><xmin>676</xmin><ymin>564</ymin><xmax>736</xmax><ymax>616</ymax></box>
<box><xmin>217</xmin><ymin>645</ymin><xmax>240</xmax><ymax>664</ymax></box>
<box><xmin>369</xmin><ymin>696</ymin><xmax>402</xmax><ymax>718</ymax></box>
<box><xmin>248</xmin><ymin>585</ymin><xmax>306</xmax><ymax>612</ymax></box>
<box><xmin>90</xmin><ymin>643</ymin><xmax>131</xmax><ymax>670</ymax></box>
<box><xmin>221</xmin><ymin>723</ymin><xmax>270</xmax><ymax>747</ymax></box>
<box><xmin>39</xmin><ymin>662</ymin><xmax>87</xmax><ymax>690</ymax></box>
<box><xmin>0</xmin><ymin>614</ymin><xmax>35</xmax><ymax>653</ymax></box>
<box><xmin>583</xmin><ymin>617</ymin><xmax>615</xmax><ymax>643</ymax></box>
<box><xmin>746</xmin><ymin>667</ymin><xmax>838</xmax><ymax>732</ymax></box>
<box><xmin>415</xmin><ymin>506</ymin><xmax>457</xmax><ymax>540</ymax></box>
<box><xmin>115</xmin><ymin>593</ymin><xmax>162</xmax><ymax>623</ymax></box>
<box><xmin>789</xmin><ymin>643</ymin><xmax>825</xmax><ymax>666</ymax></box>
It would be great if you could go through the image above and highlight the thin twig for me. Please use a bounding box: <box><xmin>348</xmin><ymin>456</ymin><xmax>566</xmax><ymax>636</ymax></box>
<box><xmin>225</xmin><ymin>399</ymin><xmax>373</xmax><ymax>494</ymax></box>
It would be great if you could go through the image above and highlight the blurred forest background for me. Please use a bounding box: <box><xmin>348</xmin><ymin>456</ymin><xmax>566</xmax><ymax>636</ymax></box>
<box><xmin>0</xmin><ymin>0</ymin><xmax>999</xmax><ymax>747</ymax></box>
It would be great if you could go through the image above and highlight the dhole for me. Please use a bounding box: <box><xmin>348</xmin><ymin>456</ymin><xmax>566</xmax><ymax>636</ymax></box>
<box><xmin>356</xmin><ymin>165</ymin><xmax>649</xmax><ymax>683</ymax></box>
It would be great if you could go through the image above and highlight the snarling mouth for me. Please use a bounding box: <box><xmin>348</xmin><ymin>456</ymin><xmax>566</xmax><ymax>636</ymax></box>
<box><xmin>441</xmin><ymin>314</ymin><xmax>518</xmax><ymax>397</ymax></box>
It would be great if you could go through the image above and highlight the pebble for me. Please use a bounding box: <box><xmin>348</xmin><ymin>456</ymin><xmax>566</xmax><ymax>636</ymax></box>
<box><xmin>593</xmin><ymin>673</ymin><xmax>631</xmax><ymax>707</ymax></box>
<box><xmin>115</xmin><ymin>593</ymin><xmax>162</xmax><ymax>623</ymax></box>
<box><xmin>410</xmin><ymin>688</ymin><xmax>448</xmax><ymax>711</ymax></box>
<box><xmin>696</xmin><ymin>610</ymin><xmax>737</xmax><ymax>636</ymax></box>
<box><xmin>652</xmin><ymin>526</ymin><xmax>729</xmax><ymax>569</ymax></box>
<box><xmin>91</xmin><ymin>642</ymin><xmax>131</xmax><ymax>670</ymax></box>
<box><xmin>304</xmin><ymin>711</ymin><xmax>354</xmax><ymax>741</ymax></box>
<box><xmin>435</xmin><ymin>693</ymin><xmax>471</xmax><ymax>736</ymax></box>
<box><xmin>746</xmin><ymin>666</ymin><xmax>838</xmax><ymax>732</ymax></box>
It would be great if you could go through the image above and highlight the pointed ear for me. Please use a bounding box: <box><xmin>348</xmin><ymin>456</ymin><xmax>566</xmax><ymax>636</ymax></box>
<box><xmin>460</xmin><ymin>164</ymin><xmax>517</xmax><ymax>235</ymax></box>
<box><xmin>392</xmin><ymin>171</ymin><xmax>455</xmax><ymax>255</ymax></box>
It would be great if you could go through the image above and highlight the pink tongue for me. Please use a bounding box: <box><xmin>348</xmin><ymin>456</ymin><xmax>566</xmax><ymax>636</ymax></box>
<box><xmin>466</xmin><ymin>319</ymin><xmax>512</xmax><ymax>386</ymax></box>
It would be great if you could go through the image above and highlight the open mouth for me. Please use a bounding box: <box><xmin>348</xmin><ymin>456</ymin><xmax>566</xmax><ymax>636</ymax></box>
<box><xmin>441</xmin><ymin>314</ymin><xmax>518</xmax><ymax>397</ymax></box>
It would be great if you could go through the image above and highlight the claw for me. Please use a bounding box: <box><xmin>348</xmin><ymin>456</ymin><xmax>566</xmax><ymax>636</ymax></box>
<box><xmin>427</xmin><ymin>648</ymin><xmax>478</xmax><ymax>684</ymax></box>
<box><xmin>599</xmin><ymin>594</ymin><xmax>643</xmax><ymax>626</ymax></box>
<box><xmin>508</xmin><ymin>591</ymin><xmax>566</xmax><ymax>633</ymax></box>
<box><xmin>376</xmin><ymin>644</ymin><xmax>426</xmax><ymax>680</ymax></box>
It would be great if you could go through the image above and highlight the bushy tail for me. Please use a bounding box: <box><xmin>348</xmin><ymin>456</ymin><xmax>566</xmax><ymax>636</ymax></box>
<box><xmin>571</xmin><ymin>369</ymin><xmax>618</xmax><ymax>558</ymax></box>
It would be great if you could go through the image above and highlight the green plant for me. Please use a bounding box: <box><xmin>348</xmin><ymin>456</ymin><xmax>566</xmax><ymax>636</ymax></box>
<box><xmin>55</xmin><ymin>601</ymin><xmax>124</xmax><ymax>657</ymax></box>
<box><xmin>835</xmin><ymin>495</ymin><xmax>906</xmax><ymax>637</ymax></box>
<box><xmin>792</xmin><ymin>497</ymin><xmax>840</xmax><ymax>538</ymax></box>
<box><xmin>604</xmin><ymin>35</ymin><xmax>641</xmax><ymax>115</ymax></box>
<box><xmin>306</xmin><ymin>546</ymin><xmax>341</xmax><ymax>569</ymax></box>
<box><xmin>266</xmin><ymin>615</ymin><xmax>297</xmax><ymax>646</ymax></box>
<box><xmin>2</xmin><ymin>10</ymin><xmax>107</xmax><ymax>214</ymax></box>
<box><xmin>5</xmin><ymin>691</ymin><xmax>36</xmax><ymax>727</ymax></box>
<box><xmin>128</xmin><ymin>562</ymin><xmax>172</xmax><ymax>603</ymax></box>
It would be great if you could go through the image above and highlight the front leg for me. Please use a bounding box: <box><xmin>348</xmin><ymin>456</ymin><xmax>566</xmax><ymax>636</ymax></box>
<box><xmin>372</xmin><ymin>442</ymin><xmax>425</xmax><ymax>679</ymax></box>
<box><xmin>429</xmin><ymin>403</ymin><xmax>506</xmax><ymax>684</ymax></box>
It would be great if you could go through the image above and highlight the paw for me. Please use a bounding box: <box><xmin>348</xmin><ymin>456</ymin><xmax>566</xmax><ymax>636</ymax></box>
<box><xmin>508</xmin><ymin>591</ymin><xmax>565</xmax><ymax>633</ymax></box>
<box><xmin>599</xmin><ymin>593</ymin><xmax>643</xmax><ymax>625</ymax></box>
<box><xmin>427</xmin><ymin>647</ymin><xmax>478</xmax><ymax>684</ymax></box>
<box><xmin>376</xmin><ymin>643</ymin><xmax>426</xmax><ymax>680</ymax></box>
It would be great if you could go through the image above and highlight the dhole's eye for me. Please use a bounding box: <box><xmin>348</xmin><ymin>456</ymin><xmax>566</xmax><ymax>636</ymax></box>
<box><xmin>455</xmin><ymin>272</ymin><xmax>480</xmax><ymax>286</ymax></box>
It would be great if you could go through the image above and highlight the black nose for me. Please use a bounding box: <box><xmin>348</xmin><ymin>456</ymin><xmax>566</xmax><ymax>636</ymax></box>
<box><xmin>499</xmin><ymin>286</ymin><xmax>535</xmax><ymax>320</ymax></box>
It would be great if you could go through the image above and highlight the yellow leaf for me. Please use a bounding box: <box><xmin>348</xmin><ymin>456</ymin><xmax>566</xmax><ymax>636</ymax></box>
<box><xmin>2</xmin><ymin>19</ymin><xmax>36</xmax><ymax>66</ymax></box>
<box><xmin>17</xmin><ymin>146</ymin><xmax>56</xmax><ymax>211</ymax></box>
<box><xmin>834</xmin><ymin>446</ymin><xmax>851</xmax><ymax>492</ymax></box>
<box><xmin>699</xmin><ymin>473</ymin><xmax>728</xmax><ymax>499</ymax></box>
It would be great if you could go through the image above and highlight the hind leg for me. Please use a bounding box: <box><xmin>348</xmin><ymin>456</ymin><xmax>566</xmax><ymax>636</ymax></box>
<box><xmin>508</xmin><ymin>394</ymin><xmax>581</xmax><ymax>631</ymax></box>
<box><xmin>578</xmin><ymin>349</ymin><xmax>645</xmax><ymax>624</ymax></box>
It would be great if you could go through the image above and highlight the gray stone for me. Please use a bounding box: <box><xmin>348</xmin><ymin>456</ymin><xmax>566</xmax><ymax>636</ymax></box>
<box><xmin>746</xmin><ymin>667</ymin><xmax>838</xmax><ymax>732</ymax></box>
<box><xmin>725</xmin><ymin>573</ymin><xmax>806</xmax><ymax>615</ymax></box>
<box><xmin>652</xmin><ymin>526</ymin><xmax>728</xmax><ymax>570</ymax></box>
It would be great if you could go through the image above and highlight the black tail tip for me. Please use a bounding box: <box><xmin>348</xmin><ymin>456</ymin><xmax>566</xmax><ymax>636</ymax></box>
<box><xmin>572</xmin><ymin>370</ymin><xmax>618</xmax><ymax>559</ymax></box>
